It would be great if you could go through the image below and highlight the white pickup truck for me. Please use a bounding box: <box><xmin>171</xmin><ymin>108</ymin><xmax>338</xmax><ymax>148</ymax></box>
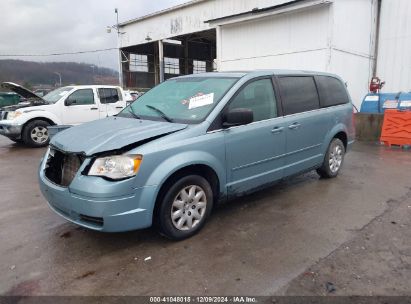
<box><xmin>0</xmin><ymin>83</ymin><xmax>128</xmax><ymax>147</ymax></box>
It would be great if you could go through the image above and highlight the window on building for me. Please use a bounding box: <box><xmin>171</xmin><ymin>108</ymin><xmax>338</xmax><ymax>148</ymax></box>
<box><xmin>98</xmin><ymin>88</ymin><xmax>121</xmax><ymax>104</ymax></box>
<box><xmin>278</xmin><ymin>77</ymin><xmax>320</xmax><ymax>115</ymax></box>
<box><xmin>228</xmin><ymin>78</ymin><xmax>277</xmax><ymax>122</ymax></box>
<box><xmin>193</xmin><ymin>60</ymin><xmax>206</xmax><ymax>74</ymax></box>
<box><xmin>164</xmin><ymin>57</ymin><xmax>180</xmax><ymax>75</ymax></box>
<box><xmin>129</xmin><ymin>54</ymin><xmax>149</xmax><ymax>72</ymax></box>
<box><xmin>316</xmin><ymin>76</ymin><xmax>350</xmax><ymax>108</ymax></box>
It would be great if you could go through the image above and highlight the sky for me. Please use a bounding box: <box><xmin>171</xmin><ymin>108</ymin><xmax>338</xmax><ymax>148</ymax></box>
<box><xmin>0</xmin><ymin>0</ymin><xmax>189</xmax><ymax>71</ymax></box>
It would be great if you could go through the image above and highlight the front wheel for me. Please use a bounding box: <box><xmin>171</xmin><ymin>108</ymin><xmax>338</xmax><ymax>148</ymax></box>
<box><xmin>317</xmin><ymin>138</ymin><xmax>345</xmax><ymax>178</ymax></box>
<box><xmin>157</xmin><ymin>175</ymin><xmax>214</xmax><ymax>240</ymax></box>
<box><xmin>22</xmin><ymin>120</ymin><xmax>50</xmax><ymax>148</ymax></box>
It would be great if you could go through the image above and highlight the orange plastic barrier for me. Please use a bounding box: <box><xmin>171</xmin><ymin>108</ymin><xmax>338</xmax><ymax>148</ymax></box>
<box><xmin>380</xmin><ymin>109</ymin><xmax>411</xmax><ymax>147</ymax></box>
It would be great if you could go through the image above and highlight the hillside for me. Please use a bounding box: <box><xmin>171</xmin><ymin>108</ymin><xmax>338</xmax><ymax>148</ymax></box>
<box><xmin>0</xmin><ymin>60</ymin><xmax>119</xmax><ymax>90</ymax></box>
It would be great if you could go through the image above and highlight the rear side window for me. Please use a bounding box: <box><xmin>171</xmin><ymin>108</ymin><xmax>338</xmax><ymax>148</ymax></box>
<box><xmin>316</xmin><ymin>76</ymin><xmax>350</xmax><ymax>107</ymax></box>
<box><xmin>278</xmin><ymin>77</ymin><xmax>320</xmax><ymax>115</ymax></box>
<box><xmin>98</xmin><ymin>88</ymin><xmax>121</xmax><ymax>104</ymax></box>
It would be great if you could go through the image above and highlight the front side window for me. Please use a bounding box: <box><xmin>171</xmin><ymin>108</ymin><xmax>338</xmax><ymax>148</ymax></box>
<box><xmin>120</xmin><ymin>77</ymin><xmax>239</xmax><ymax>123</ymax></box>
<box><xmin>66</xmin><ymin>89</ymin><xmax>94</xmax><ymax>105</ymax></box>
<box><xmin>228</xmin><ymin>78</ymin><xmax>277</xmax><ymax>122</ymax></box>
<box><xmin>316</xmin><ymin>76</ymin><xmax>350</xmax><ymax>107</ymax></box>
<box><xmin>98</xmin><ymin>88</ymin><xmax>120</xmax><ymax>104</ymax></box>
<box><xmin>279</xmin><ymin>76</ymin><xmax>320</xmax><ymax>115</ymax></box>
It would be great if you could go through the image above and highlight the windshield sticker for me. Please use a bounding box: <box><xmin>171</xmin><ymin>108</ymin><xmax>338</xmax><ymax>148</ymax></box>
<box><xmin>188</xmin><ymin>93</ymin><xmax>214</xmax><ymax>109</ymax></box>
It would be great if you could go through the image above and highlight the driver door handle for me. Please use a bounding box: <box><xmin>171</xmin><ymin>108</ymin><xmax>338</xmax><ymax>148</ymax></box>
<box><xmin>271</xmin><ymin>126</ymin><xmax>284</xmax><ymax>134</ymax></box>
<box><xmin>288</xmin><ymin>123</ymin><xmax>301</xmax><ymax>130</ymax></box>
<box><xmin>90</xmin><ymin>107</ymin><xmax>98</xmax><ymax>110</ymax></box>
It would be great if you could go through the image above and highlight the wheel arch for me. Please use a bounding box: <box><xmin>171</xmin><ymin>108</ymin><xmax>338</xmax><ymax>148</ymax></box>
<box><xmin>23</xmin><ymin>117</ymin><xmax>57</xmax><ymax>129</ymax></box>
<box><xmin>323</xmin><ymin>124</ymin><xmax>348</xmax><ymax>154</ymax></box>
<box><xmin>152</xmin><ymin>163</ymin><xmax>221</xmax><ymax>222</ymax></box>
<box><xmin>333</xmin><ymin>131</ymin><xmax>348</xmax><ymax>150</ymax></box>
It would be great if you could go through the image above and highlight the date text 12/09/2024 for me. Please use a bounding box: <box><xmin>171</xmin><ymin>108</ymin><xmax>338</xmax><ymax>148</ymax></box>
<box><xmin>149</xmin><ymin>297</ymin><xmax>258</xmax><ymax>303</ymax></box>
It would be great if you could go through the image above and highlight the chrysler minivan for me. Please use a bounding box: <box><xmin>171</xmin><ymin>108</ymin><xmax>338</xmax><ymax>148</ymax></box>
<box><xmin>39</xmin><ymin>70</ymin><xmax>355</xmax><ymax>240</ymax></box>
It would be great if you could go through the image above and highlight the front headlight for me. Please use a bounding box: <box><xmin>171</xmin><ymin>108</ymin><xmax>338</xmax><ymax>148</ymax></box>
<box><xmin>88</xmin><ymin>154</ymin><xmax>143</xmax><ymax>180</ymax></box>
<box><xmin>6</xmin><ymin>111</ymin><xmax>22</xmax><ymax>120</ymax></box>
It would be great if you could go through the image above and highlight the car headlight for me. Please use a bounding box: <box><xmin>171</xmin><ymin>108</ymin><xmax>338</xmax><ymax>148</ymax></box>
<box><xmin>6</xmin><ymin>111</ymin><xmax>22</xmax><ymax>120</ymax></box>
<box><xmin>88</xmin><ymin>154</ymin><xmax>143</xmax><ymax>180</ymax></box>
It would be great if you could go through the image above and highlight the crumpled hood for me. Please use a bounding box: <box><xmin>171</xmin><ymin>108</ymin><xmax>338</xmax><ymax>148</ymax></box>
<box><xmin>51</xmin><ymin>117</ymin><xmax>188</xmax><ymax>155</ymax></box>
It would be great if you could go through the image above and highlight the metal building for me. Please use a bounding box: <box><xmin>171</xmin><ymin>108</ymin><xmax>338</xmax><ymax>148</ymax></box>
<box><xmin>118</xmin><ymin>0</ymin><xmax>411</xmax><ymax>107</ymax></box>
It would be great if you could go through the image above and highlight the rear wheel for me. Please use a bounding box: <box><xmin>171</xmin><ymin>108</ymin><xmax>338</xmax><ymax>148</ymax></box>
<box><xmin>317</xmin><ymin>138</ymin><xmax>345</xmax><ymax>178</ymax></box>
<box><xmin>157</xmin><ymin>175</ymin><xmax>213</xmax><ymax>240</ymax></box>
<box><xmin>22</xmin><ymin>120</ymin><xmax>50</xmax><ymax>148</ymax></box>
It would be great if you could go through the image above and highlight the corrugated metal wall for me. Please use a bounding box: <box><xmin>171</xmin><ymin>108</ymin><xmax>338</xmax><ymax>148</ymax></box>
<box><xmin>218</xmin><ymin>0</ymin><xmax>378</xmax><ymax>107</ymax></box>
<box><xmin>121</xmin><ymin>0</ymin><xmax>411</xmax><ymax>105</ymax></box>
<box><xmin>377</xmin><ymin>0</ymin><xmax>411</xmax><ymax>93</ymax></box>
<box><xmin>219</xmin><ymin>5</ymin><xmax>330</xmax><ymax>71</ymax></box>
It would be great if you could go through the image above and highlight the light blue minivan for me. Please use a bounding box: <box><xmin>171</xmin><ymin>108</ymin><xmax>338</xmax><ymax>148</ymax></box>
<box><xmin>39</xmin><ymin>70</ymin><xmax>355</xmax><ymax>240</ymax></box>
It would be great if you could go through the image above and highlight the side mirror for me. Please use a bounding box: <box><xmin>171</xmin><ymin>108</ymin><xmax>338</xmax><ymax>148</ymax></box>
<box><xmin>65</xmin><ymin>99</ymin><xmax>76</xmax><ymax>106</ymax></box>
<box><xmin>223</xmin><ymin>108</ymin><xmax>253</xmax><ymax>128</ymax></box>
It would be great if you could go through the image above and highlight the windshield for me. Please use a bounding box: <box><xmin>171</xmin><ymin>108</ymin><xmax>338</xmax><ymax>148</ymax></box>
<box><xmin>119</xmin><ymin>77</ymin><xmax>238</xmax><ymax>123</ymax></box>
<box><xmin>43</xmin><ymin>87</ymin><xmax>74</xmax><ymax>103</ymax></box>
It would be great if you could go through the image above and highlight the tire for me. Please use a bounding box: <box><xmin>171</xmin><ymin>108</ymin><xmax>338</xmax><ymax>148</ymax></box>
<box><xmin>157</xmin><ymin>175</ymin><xmax>214</xmax><ymax>240</ymax></box>
<box><xmin>317</xmin><ymin>138</ymin><xmax>345</xmax><ymax>178</ymax></box>
<box><xmin>22</xmin><ymin>120</ymin><xmax>50</xmax><ymax>148</ymax></box>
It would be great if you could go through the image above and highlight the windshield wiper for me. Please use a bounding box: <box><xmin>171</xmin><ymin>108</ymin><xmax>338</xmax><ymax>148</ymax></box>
<box><xmin>128</xmin><ymin>107</ymin><xmax>141</xmax><ymax>119</ymax></box>
<box><xmin>145</xmin><ymin>105</ymin><xmax>173</xmax><ymax>122</ymax></box>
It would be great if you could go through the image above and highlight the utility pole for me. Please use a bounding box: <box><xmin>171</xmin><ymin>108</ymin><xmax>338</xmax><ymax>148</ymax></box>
<box><xmin>115</xmin><ymin>8</ymin><xmax>123</xmax><ymax>88</ymax></box>
<box><xmin>53</xmin><ymin>72</ymin><xmax>62</xmax><ymax>87</ymax></box>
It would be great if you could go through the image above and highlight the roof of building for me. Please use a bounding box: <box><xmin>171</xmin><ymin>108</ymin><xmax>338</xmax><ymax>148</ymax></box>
<box><xmin>204</xmin><ymin>0</ymin><xmax>306</xmax><ymax>24</ymax></box>
<box><xmin>119</xmin><ymin>0</ymin><xmax>208</xmax><ymax>27</ymax></box>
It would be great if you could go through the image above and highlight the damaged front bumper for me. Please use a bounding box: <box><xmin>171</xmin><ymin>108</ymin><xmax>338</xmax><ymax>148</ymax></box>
<box><xmin>38</xmin><ymin>153</ymin><xmax>157</xmax><ymax>232</ymax></box>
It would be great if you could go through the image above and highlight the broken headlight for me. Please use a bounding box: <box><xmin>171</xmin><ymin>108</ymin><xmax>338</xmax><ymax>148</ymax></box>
<box><xmin>88</xmin><ymin>154</ymin><xmax>143</xmax><ymax>180</ymax></box>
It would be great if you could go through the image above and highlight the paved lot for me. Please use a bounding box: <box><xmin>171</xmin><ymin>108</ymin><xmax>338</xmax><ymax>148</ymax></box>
<box><xmin>0</xmin><ymin>136</ymin><xmax>410</xmax><ymax>296</ymax></box>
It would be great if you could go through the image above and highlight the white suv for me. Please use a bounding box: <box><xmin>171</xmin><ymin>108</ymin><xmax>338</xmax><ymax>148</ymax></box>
<box><xmin>0</xmin><ymin>83</ymin><xmax>127</xmax><ymax>147</ymax></box>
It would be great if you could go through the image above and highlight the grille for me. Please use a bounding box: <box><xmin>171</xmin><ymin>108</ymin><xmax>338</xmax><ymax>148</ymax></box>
<box><xmin>79</xmin><ymin>214</ymin><xmax>104</xmax><ymax>227</ymax></box>
<box><xmin>45</xmin><ymin>148</ymin><xmax>84</xmax><ymax>186</ymax></box>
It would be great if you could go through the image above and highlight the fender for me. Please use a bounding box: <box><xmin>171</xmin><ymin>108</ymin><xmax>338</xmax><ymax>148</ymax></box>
<box><xmin>322</xmin><ymin>122</ymin><xmax>348</xmax><ymax>154</ymax></box>
<box><xmin>18</xmin><ymin>109</ymin><xmax>62</xmax><ymax>126</ymax></box>
<box><xmin>145</xmin><ymin>150</ymin><xmax>227</xmax><ymax>201</ymax></box>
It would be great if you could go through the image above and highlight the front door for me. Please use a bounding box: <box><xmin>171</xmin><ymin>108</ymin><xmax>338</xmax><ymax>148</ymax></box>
<box><xmin>62</xmin><ymin>89</ymin><xmax>100</xmax><ymax>125</ymax></box>
<box><xmin>224</xmin><ymin>78</ymin><xmax>286</xmax><ymax>196</ymax></box>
